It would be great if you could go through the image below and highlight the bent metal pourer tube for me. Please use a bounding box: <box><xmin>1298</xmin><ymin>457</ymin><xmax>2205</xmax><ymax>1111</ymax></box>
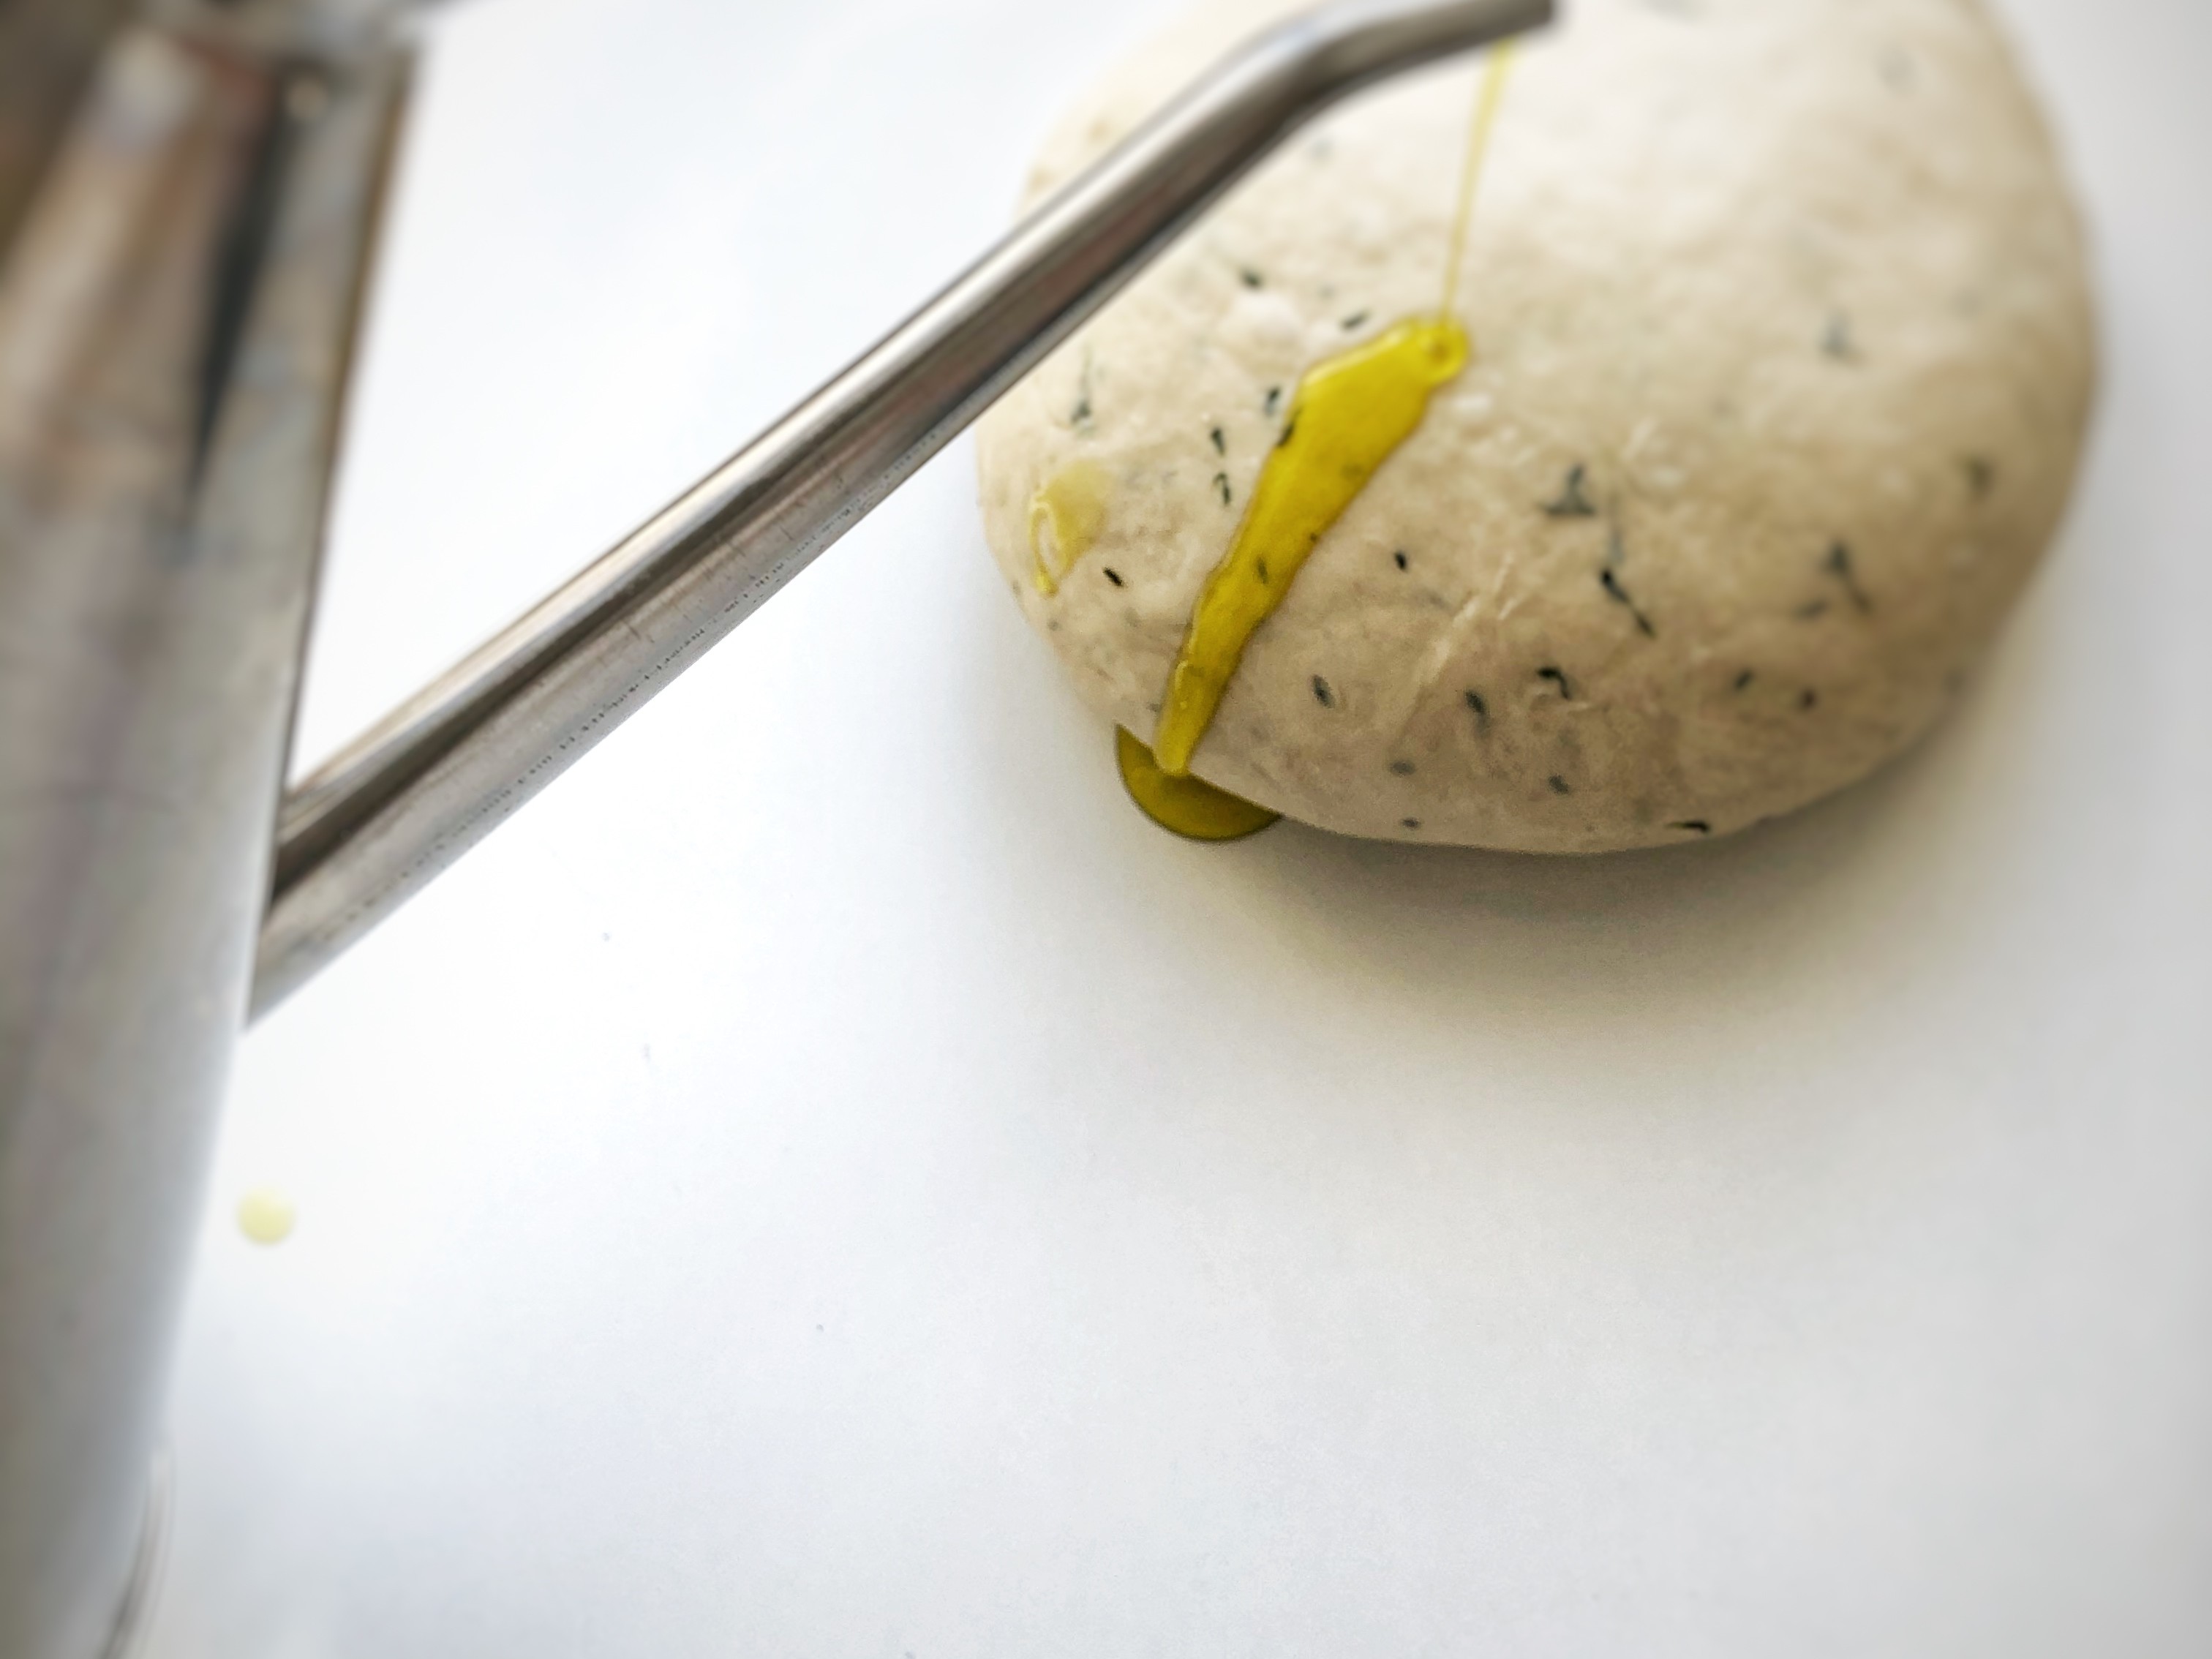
<box><xmin>256</xmin><ymin>0</ymin><xmax>1555</xmax><ymax>1017</ymax></box>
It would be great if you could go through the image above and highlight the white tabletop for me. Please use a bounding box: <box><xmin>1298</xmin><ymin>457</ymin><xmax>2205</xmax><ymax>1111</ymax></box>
<box><xmin>145</xmin><ymin>0</ymin><xmax>2212</xmax><ymax>1654</ymax></box>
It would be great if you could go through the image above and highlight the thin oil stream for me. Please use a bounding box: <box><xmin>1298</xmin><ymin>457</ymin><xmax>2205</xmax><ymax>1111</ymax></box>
<box><xmin>1116</xmin><ymin>46</ymin><xmax>1516</xmax><ymax>840</ymax></box>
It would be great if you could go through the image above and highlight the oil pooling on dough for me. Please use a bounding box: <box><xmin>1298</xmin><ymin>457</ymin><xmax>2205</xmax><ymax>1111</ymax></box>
<box><xmin>1028</xmin><ymin>462</ymin><xmax>1110</xmax><ymax>595</ymax></box>
<box><xmin>1121</xmin><ymin>45</ymin><xmax>1517</xmax><ymax>835</ymax></box>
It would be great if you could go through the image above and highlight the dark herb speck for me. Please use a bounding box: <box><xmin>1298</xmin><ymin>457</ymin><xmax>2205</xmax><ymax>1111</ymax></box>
<box><xmin>1072</xmin><ymin>350</ymin><xmax>1096</xmax><ymax>432</ymax></box>
<box><xmin>1240</xmin><ymin>267</ymin><xmax>1265</xmax><ymax>289</ymax></box>
<box><xmin>1543</xmin><ymin>464</ymin><xmax>1598</xmax><ymax>518</ymax></box>
<box><xmin>1965</xmin><ymin>455</ymin><xmax>1997</xmax><ymax>500</ymax></box>
<box><xmin>1210</xmin><ymin>426</ymin><xmax>1227</xmax><ymax>456</ymax></box>
<box><xmin>1600</xmin><ymin>568</ymin><xmax>1657</xmax><ymax>638</ymax></box>
<box><xmin>1465</xmin><ymin>690</ymin><xmax>1489</xmax><ymax>723</ymax></box>
<box><xmin>1734</xmin><ymin>669</ymin><xmax>1756</xmax><ymax>692</ymax></box>
<box><xmin>1672</xmin><ymin>820</ymin><xmax>1713</xmax><ymax>835</ymax></box>
<box><xmin>1402</xmin><ymin>819</ymin><xmax>1422</xmax><ymax>831</ymax></box>
<box><xmin>1312</xmin><ymin>675</ymin><xmax>1336</xmax><ymax>708</ymax></box>
<box><xmin>1103</xmin><ymin>568</ymin><xmax>1124</xmax><ymax>587</ymax></box>
<box><xmin>1214</xmin><ymin>472</ymin><xmax>1233</xmax><ymax>506</ymax></box>
<box><xmin>1264</xmin><ymin>385</ymin><xmax>1282</xmax><ymax>417</ymax></box>
<box><xmin>1549</xmin><ymin>775</ymin><xmax>1572</xmax><ymax>796</ymax></box>
<box><xmin>1799</xmin><ymin>689</ymin><xmax>1820</xmax><ymax>711</ymax></box>
<box><xmin>1538</xmin><ymin>666</ymin><xmax>1574</xmax><ymax>699</ymax></box>
<box><xmin>1389</xmin><ymin>761</ymin><xmax>1416</xmax><ymax>777</ymax></box>
<box><xmin>1825</xmin><ymin>541</ymin><xmax>1873</xmax><ymax>612</ymax></box>
<box><xmin>1393</xmin><ymin>550</ymin><xmax>1409</xmax><ymax>571</ymax></box>
<box><xmin>1342</xmin><ymin>311</ymin><xmax>1371</xmax><ymax>331</ymax></box>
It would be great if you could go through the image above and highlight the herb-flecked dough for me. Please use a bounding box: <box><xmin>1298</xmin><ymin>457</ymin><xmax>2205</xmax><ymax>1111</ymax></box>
<box><xmin>976</xmin><ymin>0</ymin><xmax>2096</xmax><ymax>851</ymax></box>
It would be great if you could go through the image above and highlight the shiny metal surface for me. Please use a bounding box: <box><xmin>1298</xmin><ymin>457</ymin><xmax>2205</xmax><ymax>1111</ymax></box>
<box><xmin>0</xmin><ymin>7</ymin><xmax>410</xmax><ymax>1653</ymax></box>
<box><xmin>254</xmin><ymin>0</ymin><xmax>1553</xmax><ymax>1015</ymax></box>
<box><xmin>0</xmin><ymin>0</ymin><xmax>143</xmax><ymax>258</ymax></box>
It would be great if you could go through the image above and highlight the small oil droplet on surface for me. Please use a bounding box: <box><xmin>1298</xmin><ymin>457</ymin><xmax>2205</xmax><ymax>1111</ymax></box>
<box><xmin>236</xmin><ymin>1189</ymin><xmax>297</xmax><ymax>1246</ymax></box>
<box><xmin>1027</xmin><ymin>463</ymin><xmax>1110</xmax><ymax>595</ymax></box>
<box><xmin>1115</xmin><ymin>727</ymin><xmax>1279</xmax><ymax>842</ymax></box>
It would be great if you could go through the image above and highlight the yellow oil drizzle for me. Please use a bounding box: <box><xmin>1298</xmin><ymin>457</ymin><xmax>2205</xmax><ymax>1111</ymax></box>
<box><xmin>1118</xmin><ymin>46</ymin><xmax>1517</xmax><ymax>833</ymax></box>
<box><xmin>1151</xmin><ymin>317</ymin><xmax>1469</xmax><ymax>775</ymax></box>
<box><xmin>1028</xmin><ymin>462</ymin><xmax>1110</xmax><ymax>595</ymax></box>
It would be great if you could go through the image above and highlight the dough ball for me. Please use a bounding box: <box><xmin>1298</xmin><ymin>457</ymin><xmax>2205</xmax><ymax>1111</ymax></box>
<box><xmin>976</xmin><ymin>0</ymin><xmax>2096</xmax><ymax>851</ymax></box>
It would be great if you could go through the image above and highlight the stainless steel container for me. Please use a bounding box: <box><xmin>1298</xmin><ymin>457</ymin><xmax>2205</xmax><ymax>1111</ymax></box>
<box><xmin>0</xmin><ymin>5</ymin><xmax>411</xmax><ymax>1654</ymax></box>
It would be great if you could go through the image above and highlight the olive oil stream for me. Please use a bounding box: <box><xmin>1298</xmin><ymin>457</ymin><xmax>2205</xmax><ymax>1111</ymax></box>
<box><xmin>1101</xmin><ymin>46</ymin><xmax>1516</xmax><ymax>840</ymax></box>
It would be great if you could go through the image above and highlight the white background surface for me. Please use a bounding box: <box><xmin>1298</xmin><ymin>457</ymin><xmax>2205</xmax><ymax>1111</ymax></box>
<box><xmin>145</xmin><ymin>0</ymin><xmax>2212</xmax><ymax>1653</ymax></box>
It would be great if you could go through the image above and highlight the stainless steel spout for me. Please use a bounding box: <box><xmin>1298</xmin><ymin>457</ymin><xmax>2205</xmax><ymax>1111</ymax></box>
<box><xmin>255</xmin><ymin>0</ymin><xmax>1553</xmax><ymax>1015</ymax></box>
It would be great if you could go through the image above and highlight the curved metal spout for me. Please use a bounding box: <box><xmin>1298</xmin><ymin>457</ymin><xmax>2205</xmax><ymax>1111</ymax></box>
<box><xmin>255</xmin><ymin>0</ymin><xmax>1554</xmax><ymax>1015</ymax></box>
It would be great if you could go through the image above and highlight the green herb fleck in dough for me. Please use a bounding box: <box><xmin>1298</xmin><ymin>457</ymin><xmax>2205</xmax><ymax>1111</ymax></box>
<box><xmin>1600</xmin><ymin>568</ymin><xmax>1657</xmax><ymax>638</ymax></box>
<box><xmin>1824</xmin><ymin>541</ymin><xmax>1873</xmax><ymax>612</ymax></box>
<box><xmin>1543</xmin><ymin>464</ymin><xmax>1598</xmax><ymax>518</ymax></box>
<box><xmin>1071</xmin><ymin>349</ymin><xmax>1096</xmax><ymax>432</ymax></box>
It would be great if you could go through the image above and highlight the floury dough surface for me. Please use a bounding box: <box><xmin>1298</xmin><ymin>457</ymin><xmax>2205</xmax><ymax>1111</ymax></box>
<box><xmin>974</xmin><ymin>0</ymin><xmax>2096</xmax><ymax>852</ymax></box>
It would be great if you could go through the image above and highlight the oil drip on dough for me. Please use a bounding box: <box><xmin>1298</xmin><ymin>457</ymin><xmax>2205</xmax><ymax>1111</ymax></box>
<box><xmin>1113</xmin><ymin>47</ymin><xmax>1515</xmax><ymax>840</ymax></box>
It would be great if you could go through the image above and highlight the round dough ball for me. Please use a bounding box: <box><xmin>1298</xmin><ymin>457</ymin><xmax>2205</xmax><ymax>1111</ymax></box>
<box><xmin>975</xmin><ymin>0</ymin><xmax>2096</xmax><ymax>851</ymax></box>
